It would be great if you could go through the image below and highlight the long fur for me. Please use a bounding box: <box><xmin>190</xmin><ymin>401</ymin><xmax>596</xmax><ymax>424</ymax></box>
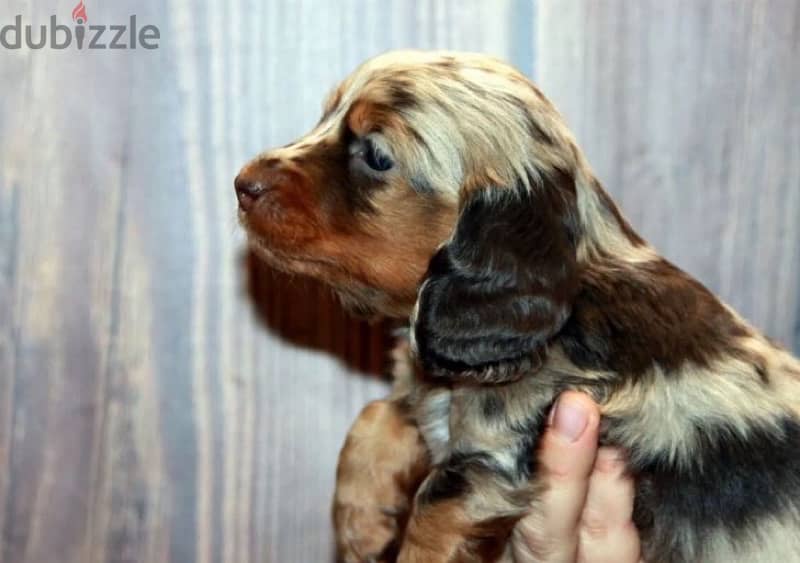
<box><xmin>236</xmin><ymin>50</ymin><xmax>800</xmax><ymax>563</ymax></box>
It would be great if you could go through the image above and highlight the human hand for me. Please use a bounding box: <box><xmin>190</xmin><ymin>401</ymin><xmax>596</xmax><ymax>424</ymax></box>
<box><xmin>512</xmin><ymin>392</ymin><xmax>642</xmax><ymax>563</ymax></box>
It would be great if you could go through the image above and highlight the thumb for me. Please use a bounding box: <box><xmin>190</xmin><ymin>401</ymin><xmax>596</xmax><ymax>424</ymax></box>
<box><xmin>513</xmin><ymin>392</ymin><xmax>601</xmax><ymax>563</ymax></box>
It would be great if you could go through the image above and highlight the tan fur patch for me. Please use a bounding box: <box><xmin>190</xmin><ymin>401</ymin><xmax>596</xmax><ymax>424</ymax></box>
<box><xmin>600</xmin><ymin>353</ymin><xmax>787</xmax><ymax>466</ymax></box>
<box><xmin>334</xmin><ymin>400</ymin><xmax>429</xmax><ymax>563</ymax></box>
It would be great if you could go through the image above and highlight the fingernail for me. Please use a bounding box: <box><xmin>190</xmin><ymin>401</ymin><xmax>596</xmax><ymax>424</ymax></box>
<box><xmin>551</xmin><ymin>397</ymin><xmax>589</xmax><ymax>442</ymax></box>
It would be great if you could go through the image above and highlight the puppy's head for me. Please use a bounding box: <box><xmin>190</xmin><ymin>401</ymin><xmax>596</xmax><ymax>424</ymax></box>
<box><xmin>237</xmin><ymin>51</ymin><xmax>640</xmax><ymax>379</ymax></box>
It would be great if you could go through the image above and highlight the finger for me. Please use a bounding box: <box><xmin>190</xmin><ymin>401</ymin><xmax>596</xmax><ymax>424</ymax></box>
<box><xmin>514</xmin><ymin>392</ymin><xmax>601</xmax><ymax>563</ymax></box>
<box><xmin>577</xmin><ymin>448</ymin><xmax>641</xmax><ymax>563</ymax></box>
<box><xmin>539</xmin><ymin>393</ymin><xmax>602</xmax><ymax>538</ymax></box>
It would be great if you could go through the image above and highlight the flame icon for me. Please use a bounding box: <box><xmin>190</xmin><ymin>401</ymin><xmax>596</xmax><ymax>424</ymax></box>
<box><xmin>71</xmin><ymin>1</ymin><xmax>88</xmax><ymax>24</ymax></box>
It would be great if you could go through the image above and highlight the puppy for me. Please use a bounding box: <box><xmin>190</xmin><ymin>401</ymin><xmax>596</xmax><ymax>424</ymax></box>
<box><xmin>235</xmin><ymin>51</ymin><xmax>800</xmax><ymax>563</ymax></box>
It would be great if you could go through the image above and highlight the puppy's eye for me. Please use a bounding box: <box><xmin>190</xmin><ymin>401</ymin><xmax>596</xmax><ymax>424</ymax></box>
<box><xmin>363</xmin><ymin>141</ymin><xmax>394</xmax><ymax>172</ymax></box>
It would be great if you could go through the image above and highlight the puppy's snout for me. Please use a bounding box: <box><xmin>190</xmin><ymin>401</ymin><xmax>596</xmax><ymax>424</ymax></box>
<box><xmin>234</xmin><ymin>173</ymin><xmax>267</xmax><ymax>211</ymax></box>
<box><xmin>234</xmin><ymin>158</ymin><xmax>283</xmax><ymax>211</ymax></box>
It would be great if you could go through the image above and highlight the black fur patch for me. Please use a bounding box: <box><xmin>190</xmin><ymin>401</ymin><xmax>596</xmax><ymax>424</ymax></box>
<box><xmin>417</xmin><ymin>451</ymin><xmax>505</xmax><ymax>505</ymax></box>
<box><xmin>633</xmin><ymin>416</ymin><xmax>800</xmax><ymax>552</ymax></box>
<box><xmin>414</xmin><ymin>175</ymin><xmax>580</xmax><ymax>383</ymax></box>
<box><xmin>385</xmin><ymin>81</ymin><xmax>418</xmax><ymax>110</ymax></box>
<box><xmin>511</xmin><ymin>412</ymin><xmax>549</xmax><ymax>479</ymax></box>
<box><xmin>481</xmin><ymin>393</ymin><xmax>506</xmax><ymax>419</ymax></box>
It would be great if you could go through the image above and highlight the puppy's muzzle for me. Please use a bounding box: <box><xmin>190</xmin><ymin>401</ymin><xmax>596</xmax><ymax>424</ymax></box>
<box><xmin>234</xmin><ymin>157</ymin><xmax>284</xmax><ymax>212</ymax></box>
<box><xmin>234</xmin><ymin>174</ymin><xmax>267</xmax><ymax>211</ymax></box>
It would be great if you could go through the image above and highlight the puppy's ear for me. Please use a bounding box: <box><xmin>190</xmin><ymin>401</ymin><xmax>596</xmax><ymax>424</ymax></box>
<box><xmin>413</xmin><ymin>173</ymin><xmax>580</xmax><ymax>383</ymax></box>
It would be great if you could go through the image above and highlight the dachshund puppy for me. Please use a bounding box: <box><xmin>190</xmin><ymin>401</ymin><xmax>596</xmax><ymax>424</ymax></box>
<box><xmin>235</xmin><ymin>51</ymin><xmax>800</xmax><ymax>563</ymax></box>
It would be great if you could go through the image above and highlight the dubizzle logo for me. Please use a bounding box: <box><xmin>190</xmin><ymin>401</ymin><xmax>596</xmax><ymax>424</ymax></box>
<box><xmin>72</xmin><ymin>1</ymin><xmax>88</xmax><ymax>25</ymax></box>
<box><xmin>0</xmin><ymin>1</ymin><xmax>161</xmax><ymax>50</ymax></box>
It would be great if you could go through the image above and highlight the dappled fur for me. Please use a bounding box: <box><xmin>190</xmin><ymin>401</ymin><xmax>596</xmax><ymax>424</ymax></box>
<box><xmin>235</xmin><ymin>51</ymin><xmax>800</xmax><ymax>562</ymax></box>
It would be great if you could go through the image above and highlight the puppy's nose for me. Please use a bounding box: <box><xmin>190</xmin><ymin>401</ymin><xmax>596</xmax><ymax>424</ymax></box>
<box><xmin>234</xmin><ymin>173</ymin><xmax>267</xmax><ymax>211</ymax></box>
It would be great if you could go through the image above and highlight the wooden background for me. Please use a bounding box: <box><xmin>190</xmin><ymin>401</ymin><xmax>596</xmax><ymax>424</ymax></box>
<box><xmin>0</xmin><ymin>1</ymin><xmax>798</xmax><ymax>562</ymax></box>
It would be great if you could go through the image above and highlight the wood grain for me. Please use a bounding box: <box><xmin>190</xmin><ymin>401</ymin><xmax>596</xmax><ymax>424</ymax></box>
<box><xmin>0</xmin><ymin>1</ymin><xmax>797</xmax><ymax>562</ymax></box>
